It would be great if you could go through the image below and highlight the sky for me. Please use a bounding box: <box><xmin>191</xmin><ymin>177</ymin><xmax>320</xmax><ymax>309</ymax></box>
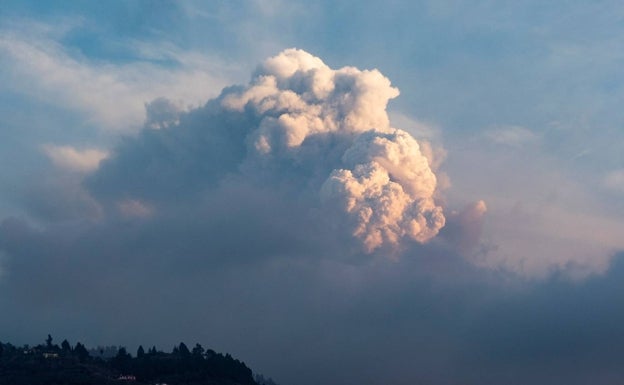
<box><xmin>1</xmin><ymin>1</ymin><xmax>624</xmax><ymax>384</ymax></box>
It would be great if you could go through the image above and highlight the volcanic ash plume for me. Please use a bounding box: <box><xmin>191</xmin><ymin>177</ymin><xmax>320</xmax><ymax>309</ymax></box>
<box><xmin>221</xmin><ymin>49</ymin><xmax>445</xmax><ymax>252</ymax></box>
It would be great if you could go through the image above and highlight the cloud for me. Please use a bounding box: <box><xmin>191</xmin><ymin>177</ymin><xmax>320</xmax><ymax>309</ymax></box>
<box><xmin>442</xmin><ymin>200</ymin><xmax>487</xmax><ymax>255</ymax></box>
<box><xmin>485</xmin><ymin>125</ymin><xmax>538</xmax><ymax>147</ymax></box>
<box><xmin>15</xmin><ymin>172</ymin><xmax>102</xmax><ymax>223</ymax></box>
<box><xmin>321</xmin><ymin>130</ymin><xmax>444</xmax><ymax>251</ymax></box>
<box><xmin>17</xmin><ymin>46</ymin><xmax>618</xmax><ymax>280</ymax></box>
<box><xmin>0</xmin><ymin>21</ymin><xmax>239</xmax><ymax>131</ymax></box>
<box><xmin>604</xmin><ymin>169</ymin><xmax>624</xmax><ymax>193</ymax></box>
<box><xmin>478</xmin><ymin>202</ymin><xmax>622</xmax><ymax>279</ymax></box>
<box><xmin>6</xmin><ymin>44</ymin><xmax>620</xmax><ymax>283</ymax></box>
<box><xmin>89</xmin><ymin>48</ymin><xmax>447</xmax><ymax>253</ymax></box>
<box><xmin>117</xmin><ymin>199</ymin><xmax>152</xmax><ymax>219</ymax></box>
<box><xmin>388</xmin><ymin>111</ymin><xmax>441</xmax><ymax>141</ymax></box>
<box><xmin>144</xmin><ymin>98</ymin><xmax>185</xmax><ymax>130</ymax></box>
<box><xmin>445</xmin><ymin>140</ymin><xmax>624</xmax><ymax>279</ymax></box>
<box><xmin>42</xmin><ymin>144</ymin><xmax>109</xmax><ymax>173</ymax></box>
<box><xmin>3</xmin><ymin>207</ymin><xmax>624</xmax><ymax>385</ymax></box>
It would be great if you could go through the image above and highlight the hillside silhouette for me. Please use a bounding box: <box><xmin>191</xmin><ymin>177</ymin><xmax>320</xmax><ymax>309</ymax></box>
<box><xmin>0</xmin><ymin>335</ymin><xmax>278</xmax><ymax>385</ymax></box>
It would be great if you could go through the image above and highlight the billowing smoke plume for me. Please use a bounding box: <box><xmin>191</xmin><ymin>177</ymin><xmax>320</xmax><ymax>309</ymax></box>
<box><xmin>220</xmin><ymin>49</ymin><xmax>445</xmax><ymax>252</ymax></box>
<box><xmin>321</xmin><ymin>131</ymin><xmax>444</xmax><ymax>252</ymax></box>
<box><xmin>91</xmin><ymin>49</ymin><xmax>446</xmax><ymax>253</ymax></box>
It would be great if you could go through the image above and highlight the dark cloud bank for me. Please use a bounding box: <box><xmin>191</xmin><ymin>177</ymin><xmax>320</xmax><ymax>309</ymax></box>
<box><xmin>2</xmin><ymin>49</ymin><xmax>624</xmax><ymax>385</ymax></box>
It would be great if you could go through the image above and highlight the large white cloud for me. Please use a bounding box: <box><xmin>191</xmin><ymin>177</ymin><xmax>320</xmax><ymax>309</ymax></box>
<box><xmin>90</xmin><ymin>48</ymin><xmax>446</xmax><ymax>253</ymax></box>
<box><xmin>219</xmin><ymin>49</ymin><xmax>445</xmax><ymax>251</ymax></box>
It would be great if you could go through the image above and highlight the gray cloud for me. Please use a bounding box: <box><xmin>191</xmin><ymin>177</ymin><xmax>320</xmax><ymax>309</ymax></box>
<box><xmin>3</xmin><ymin>211</ymin><xmax>624</xmax><ymax>385</ymax></box>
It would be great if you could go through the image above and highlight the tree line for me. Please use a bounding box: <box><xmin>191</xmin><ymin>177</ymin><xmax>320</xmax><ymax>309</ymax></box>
<box><xmin>0</xmin><ymin>335</ymin><xmax>275</xmax><ymax>385</ymax></box>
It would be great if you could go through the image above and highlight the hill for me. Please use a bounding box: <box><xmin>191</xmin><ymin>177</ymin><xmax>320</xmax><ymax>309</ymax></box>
<box><xmin>0</xmin><ymin>335</ymin><xmax>270</xmax><ymax>385</ymax></box>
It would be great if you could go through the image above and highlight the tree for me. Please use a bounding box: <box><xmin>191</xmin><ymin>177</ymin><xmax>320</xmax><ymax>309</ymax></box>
<box><xmin>192</xmin><ymin>343</ymin><xmax>205</xmax><ymax>357</ymax></box>
<box><xmin>116</xmin><ymin>347</ymin><xmax>131</xmax><ymax>359</ymax></box>
<box><xmin>74</xmin><ymin>342</ymin><xmax>89</xmax><ymax>363</ymax></box>
<box><xmin>46</xmin><ymin>334</ymin><xmax>53</xmax><ymax>349</ymax></box>
<box><xmin>112</xmin><ymin>347</ymin><xmax>132</xmax><ymax>372</ymax></box>
<box><xmin>61</xmin><ymin>339</ymin><xmax>71</xmax><ymax>352</ymax></box>
<box><xmin>256</xmin><ymin>373</ymin><xmax>279</xmax><ymax>385</ymax></box>
<box><xmin>205</xmin><ymin>348</ymin><xmax>216</xmax><ymax>359</ymax></box>
<box><xmin>137</xmin><ymin>345</ymin><xmax>145</xmax><ymax>358</ymax></box>
<box><xmin>178</xmin><ymin>342</ymin><xmax>190</xmax><ymax>358</ymax></box>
